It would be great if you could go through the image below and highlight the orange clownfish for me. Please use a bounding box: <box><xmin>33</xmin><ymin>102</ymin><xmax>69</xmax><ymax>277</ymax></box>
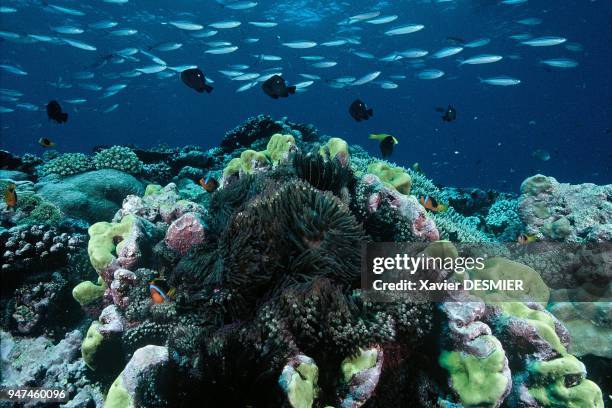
<box><xmin>149</xmin><ymin>279</ymin><xmax>176</xmax><ymax>304</ymax></box>
<box><xmin>38</xmin><ymin>137</ymin><xmax>56</xmax><ymax>148</ymax></box>
<box><xmin>199</xmin><ymin>175</ymin><xmax>219</xmax><ymax>193</ymax></box>
<box><xmin>419</xmin><ymin>195</ymin><xmax>447</xmax><ymax>213</ymax></box>
<box><xmin>4</xmin><ymin>183</ymin><xmax>17</xmax><ymax>210</ymax></box>
<box><xmin>517</xmin><ymin>233</ymin><xmax>537</xmax><ymax>245</ymax></box>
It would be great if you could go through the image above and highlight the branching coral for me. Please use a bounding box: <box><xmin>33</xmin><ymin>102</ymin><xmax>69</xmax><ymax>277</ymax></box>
<box><xmin>38</xmin><ymin>153</ymin><xmax>93</xmax><ymax>177</ymax></box>
<box><xmin>93</xmin><ymin>146</ymin><xmax>143</xmax><ymax>175</ymax></box>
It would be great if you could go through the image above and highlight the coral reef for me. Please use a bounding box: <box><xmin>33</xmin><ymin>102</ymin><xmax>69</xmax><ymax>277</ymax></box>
<box><xmin>519</xmin><ymin>174</ymin><xmax>612</xmax><ymax>242</ymax></box>
<box><xmin>1</xmin><ymin>330</ymin><xmax>104</xmax><ymax>407</ymax></box>
<box><xmin>0</xmin><ymin>117</ymin><xmax>608</xmax><ymax>408</ymax></box>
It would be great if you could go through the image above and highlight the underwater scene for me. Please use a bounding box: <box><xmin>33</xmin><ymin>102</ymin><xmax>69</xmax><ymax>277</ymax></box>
<box><xmin>0</xmin><ymin>0</ymin><xmax>611</xmax><ymax>407</ymax></box>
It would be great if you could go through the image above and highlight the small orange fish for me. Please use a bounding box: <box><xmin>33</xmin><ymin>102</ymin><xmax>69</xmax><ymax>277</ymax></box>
<box><xmin>149</xmin><ymin>279</ymin><xmax>175</xmax><ymax>304</ymax></box>
<box><xmin>4</xmin><ymin>183</ymin><xmax>17</xmax><ymax>210</ymax></box>
<box><xmin>38</xmin><ymin>137</ymin><xmax>56</xmax><ymax>148</ymax></box>
<box><xmin>517</xmin><ymin>233</ymin><xmax>537</xmax><ymax>245</ymax></box>
<box><xmin>199</xmin><ymin>175</ymin><xmax>219</xmax><ymax>193</ymax></box>
<box><xmin>419</xmin><ymin>195</ymin><xmax>447</xmax><ymax>213</ymax></box>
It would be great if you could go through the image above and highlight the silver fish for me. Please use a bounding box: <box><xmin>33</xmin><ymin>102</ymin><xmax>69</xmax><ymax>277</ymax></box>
<box><xmin>135</xmin><ymin>65</ymin><xmax>167</xmax><ymax>74</ymax></box>
<box><xmin>169</xmin><ymin>21</ymin><xmax>203</xmax><ymax>30</ymax></box>
<box><xmin>47</xmin><ymin>4</ymin><xmax>85</xmax><ymax>16</ymax></box>
<box><xmin>0</xmin><ymin>64</ymin><xmax>27</xmax><ymax>75</ymax></box>
<box><xmin>365</xmin><ymin>15</ymin><xmax>398</xmax><ymax>25</ymax></box>
<box><xmin>312</xmin><ymin>61</ymin><xmax>337</xmax><ymax>68</ymax></box>
<box><xmin>232</xmin><ymin>73</ymin><xmax>260</xmax><ymax>81</ymax></box>
<box><xmin>398</xmin><ymin>49</ymin><xmax>428</xmax><ymax>58</ymax></box>
<box><xmin>205</xmin><ymin>46</ymin><xmax>238</xmax><ymax>54</ymax></box>
<box><xmin>521</xmin><ymin>36</ymin><xmax>566</xmax><ymax>47</ymax></box>
<box><xmin>51</xmin><ymin>26</ymin><xmax>84</xmax><ymax>34</ymax></box>
<box><xmin>89</xmin><ymin>20</ymin><xmax>119</xmax><ymax>29</ymax></box>
<box><xmin>540</xmin><ymin>58</ymin><xmax>578</xmax><ymax>68</ymax></box>
<box><xmin>460</xmin><ymin>54</ymin><xmax>503</xmax><ymax>65</ymax></box>
<box><xmin>351</xmin><ymin>71</ymin><xmax>381</xmax><ymax>86</ymax></box>
<box><xmin>432</xmin><ymin>46</ymin><xmax>463</xmax><ymax>58</ymax></box>
<box><xmin>282</xmin><ymin>41</ymin><xmax>317</xmax><ymax>49</ymax></box>
<box><xmin>236</xmin><ymin>81</ymin><xmax>258</xmax><ymax>92</ymax></box>
<box><xmin>225</xmin><ymin>1</ymin><xmax>257</xmax><ymax>10</ymax></box>
<box><xmin>110</xmin><ymin>28</ymin><xmax>138</xmax><ymax>36</ymax></box>
<box><xmin>417</xmin><ymin>69</ymin><xmax>445</xmax><ymax>79</ymax></box>
<box><xmin>209</xmin><ymin>21</ymin><xmax>241</xmax><ymax>29</ymax></box>
<box><xmin>248</xmin><ymin>21</ymin><xmax>277</xmax><ymax>28</ymax></box>
<box><xmin>62</xmin><ymin>38</ymin><xmax>96</xmax><ymax>51</ymax></box>
<box><xmin>479</xmin><ymin>76</ymin><xmax>521</xmax><ymax>86</ymax></box>
<box><xmin>385</xmin><ymin>24</ymin><xmax>424</xmax><ymax>36</ymax></box>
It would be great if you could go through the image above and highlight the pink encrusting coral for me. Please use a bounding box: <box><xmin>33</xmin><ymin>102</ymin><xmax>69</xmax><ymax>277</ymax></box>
<box><xmin>164</xmin><ymin>212</ymin><xmax>206</xmax><ymax>255</ymax></box>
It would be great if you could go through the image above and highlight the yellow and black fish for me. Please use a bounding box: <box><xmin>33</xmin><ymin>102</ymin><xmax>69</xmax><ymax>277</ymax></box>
<box><xmin>38</xmin><ymin>137</ymin><xmax>56</xmax><ymax>148</ymax></box>
<box><xmin>4</xmin><ymin>183</ymin><xmax>17</xmax><ymax>210</ymax></box>
<box><xmin>419</xmin><ymin>195</ymin><xmax>447</xmax><ymax>213</ymax></box>
<box><xmin>517</xmin><ymin>233</ymin><xmax>537</xmax><ymax>245</ymax></box>
<box><xmin>369</xmin><ymin>133</ymin><xmax>398</xmax><ymax>158</ymax></box>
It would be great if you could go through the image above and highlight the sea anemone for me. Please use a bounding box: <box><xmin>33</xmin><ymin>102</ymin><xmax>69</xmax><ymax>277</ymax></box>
<box><xmin>293</xmin><ymin>150</ymin><xmax>354</xmax><ymax>196</ymax></box>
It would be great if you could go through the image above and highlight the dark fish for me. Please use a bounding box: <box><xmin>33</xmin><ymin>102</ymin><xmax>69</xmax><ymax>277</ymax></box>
<box><xmin>262</xmin><ymin>74</ymin><xmax>295</xmax><ymax>99</ymax></box>
<box><xmin>369</xmin><ymin>133</ymin><xmax>398</xmax><ymax>158</ymax></box>
<box><xmin>380</xmin><ymin>135</ymin><xmax>395</xmax><ymax>158</ymax></box>
<box><xmin>46</xmin><ymin>100</ymin><xmax>68</xmax><ymax>124</ymax></box>
<box><xmin>436</xmin><ymin>105</ymin><xmax>457</xmax><ymax>122</ymax></box>
<box><xmin>348</xmin><ymin>99</ymin><xmax>373</xmax><ymax>121</ymax></box>
<box><xmin>181</xmin><ymin>68</ymin><xmax>213</xmax><ymax>93</ymax></box>
<box><xmin>38</xmin><ymin>137</ymin><xmax>56</xmax><ymax>148</ymax></box>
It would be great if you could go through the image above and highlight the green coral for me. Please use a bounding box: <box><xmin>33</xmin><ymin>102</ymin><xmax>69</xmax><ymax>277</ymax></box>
<box><xmin>93</xmin><ymin>146</ymin><xmax>143</xmax><ymax>175</ymax></box>
<box><xmin>20</xmin><ymin>201</ymin><xmax>63</xmax><ymax>226</ymax></box>
<box><xmin>72</xmin><ymin>278</ymin><xmax>106</xmax><ymax>306</ymax></box>
<box><xmin>319</xmin><ymin>137</ymin><xmax>349</xmax><ymax>162</ymax></box>
<box><xmin>541</xmin><ymin>217</ymin><xmax>572</xmax><ymax>240</ymax></box>
<box><xmin>223</xmin><ymin>149</ymin><xmax>269</xmax><ymax>179</ymax></box>
<box><xmin>439</xmin><ymin>335</ymin><xmax>509</xmax><ymax>408</ymax></box>
<box><xmin>285</xmin><ymin>360</ymin><xmax>319</xmax><ymax>408</ymax></box>
<box><xmin>104</xmin><ymin>376</ymin><xmax>132</xmax><ymax>408</ymax></box>
<box><xmin>367</xmin><ymin>161</ymin><xmax>412</xmax><ymax>194</ymax></box>
<box><xmin>521</xmin><ymin>174</ymin><xmax>554</xmax><ymax>196</ymax></box>
<box><xmin>144</xmin><ymin>184</ymin><xmax>162</xmax><ymax>196</ymax></box>
<box><xmin>82</xmin><ymin>321</ymin><xmax>104</xmax><ymax>370</ymax></box>
<box><xmin>265</xmin><ymin>133</ymin><xmax>296</xmax><ymax>163</ymax></box>
<box><xmin>88</xmin><ymin>215</ymin><xmax>135</xmax><ymax>272</ymax></box>
<box><xmin>39</xmin><ymin>153</ymin><xmax>93</xmax><ymax>177</ymax></box>
<box><xmin>469</xmin><ymin>257</ymin><xmax>550</xmax><ymax>304</ymax></box>
<box><xmin>527</xmin><ymin>355</ymin><xmax>604</xmax><ymax>408</ymax></box>
<box><xmin>340</xmin><ymin>347</ymin><xmax>377</xmax><ymax>382</ymax></box>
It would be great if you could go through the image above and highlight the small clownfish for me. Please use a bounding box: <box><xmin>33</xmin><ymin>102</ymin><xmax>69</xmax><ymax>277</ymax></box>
<box><xmin>38</xmin><ymin>137</ymin><xmax>56</xmax><ymax>148</ymax></box>
<box><xmin>149</xmin><ymin>279</ymin><xmax>176</xmax><ymax>304</ymax></box>
<box><xmin>419</xmin><ymin>195</ymin><xmax>448</xmax><ymax>213</ymax></box>
<box><xmin>199</xmin><ymin>175</ymin><xmax>219</xmax><ymax>193</ymax></box>
<box><xmin>517</xmin><ymin>233</ymin><xmax>537</xmax><ymax>245</ymax></box>
<box><xmin>4</xmin><ymin>183</ymin><xmax>17</xmax><ymax>210</ymax></box>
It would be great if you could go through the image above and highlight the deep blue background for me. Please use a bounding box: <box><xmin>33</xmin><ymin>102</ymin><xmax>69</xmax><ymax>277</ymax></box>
<box><xmin>1</xmin><ymin>0</ymin><xmax>610</xmax><ymax>192</ymax></box>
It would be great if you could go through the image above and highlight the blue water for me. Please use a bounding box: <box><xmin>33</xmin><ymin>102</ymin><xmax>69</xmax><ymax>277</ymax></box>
<box><xmin>1</xmin><ymin>0</ymin><xmax>610</xmax><ymax>191</ymax></box>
